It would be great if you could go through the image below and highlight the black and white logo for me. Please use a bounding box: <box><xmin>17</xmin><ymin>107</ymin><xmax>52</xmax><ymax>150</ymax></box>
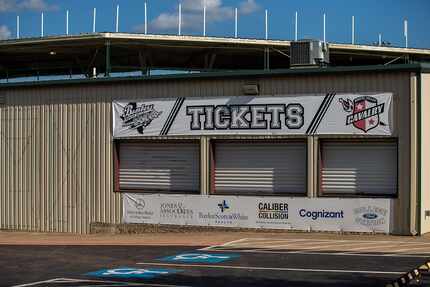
<box><xmin>257</xmin><ymin>202</ymin><xmax>289</xmax><ymax>220</ymax></box>
<box><xmin>133</xmin><ymin>198</ymin><xmax>146</xmax><ymax>210</ymax></box>
<box><xmin>160</xmin><ymin>202</ymin><xmax>193</xmax><ymax>219</ymax></box>
<box><xmin>120</xmin><ymin>102</ymin><xmax>162</xmax><ymax>134</ymax></box>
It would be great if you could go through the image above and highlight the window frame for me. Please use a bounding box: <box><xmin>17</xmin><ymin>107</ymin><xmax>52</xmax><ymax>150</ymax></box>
<box><xmin>209</xmin><ymin>138</ymin><xmax>308</xmax><ymax>197</ymax></box>
<box><xmin>318</xmin><ymin>138</ymin><xmax>399</xmax><ymax>198</ymax></box>
<box><xmin>114</xmin><ymin>139</ymin><xmax>201</xmax><ymax>194</ymax></box>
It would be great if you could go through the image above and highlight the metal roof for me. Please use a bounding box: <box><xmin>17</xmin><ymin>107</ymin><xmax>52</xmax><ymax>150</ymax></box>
<box><xmin>1</xmin><ymin>33</ymin><xmax>430</xmax><ymax>80</ymax></box>
<box><xmin>1</xmin><ymin>63</ymin><xmax>429</xmax><ymax>89</ymax></box>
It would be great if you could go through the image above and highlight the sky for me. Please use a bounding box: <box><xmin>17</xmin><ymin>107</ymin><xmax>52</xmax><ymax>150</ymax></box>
<box><xmin>0</xmin><ymin>0</ymin><xmax>429</xmax><ymax>49</ymax></box>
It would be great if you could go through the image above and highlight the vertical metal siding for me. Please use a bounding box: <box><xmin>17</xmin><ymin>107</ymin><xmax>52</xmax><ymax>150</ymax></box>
<box><xmin>0</xmin><ymin>86</ymin><xmax>121</xmax><ymax>234</ymax></box>
<box><xmin>0</xmin><ymin>71</ymin><xmax>411</xmax><ymax>234</ymax></box>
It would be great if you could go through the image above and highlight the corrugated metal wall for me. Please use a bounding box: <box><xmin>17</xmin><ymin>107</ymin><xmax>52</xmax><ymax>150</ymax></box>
<box><xmin>0</xmin><ymin>71</ymin><xmax>412</xmax><ymax>234</ymax></box>
<box><xmin>0</xmin><ymin>86</ymin><xmax>121</xmax><ymax>234</ymax></box>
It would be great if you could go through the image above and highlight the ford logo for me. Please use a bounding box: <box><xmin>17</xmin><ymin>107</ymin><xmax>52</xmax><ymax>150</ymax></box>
<box><xmin>362</xmin><ymin>213</ymin><xmax>378</xmax><ymax>220</ymax></box>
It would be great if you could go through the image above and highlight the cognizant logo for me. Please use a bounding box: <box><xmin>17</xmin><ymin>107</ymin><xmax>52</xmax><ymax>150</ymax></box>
<box><xmin>299</xmin><ymin>209</ymin><xmax>344</xmax><ymax>220</ymax></box>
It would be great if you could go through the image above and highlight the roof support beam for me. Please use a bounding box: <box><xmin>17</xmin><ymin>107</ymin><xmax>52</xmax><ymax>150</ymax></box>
<box><xmin>204</xmin><ymin>52</ymin><xmax>217</xmax><ymax>70</ymax></box>
<box><xmin>105</xmin><ymin>40</ymin><xmax>111</xmax><ymax>77</ymax></box>
<box><xmin>138</xmin><ymin>50</ymin><xmax>150</xmax><ymax>76</ymax></box>
<box><xmin>264</xmin><ymin>47</ymin><xmax>270</xmax><ymax>70</ymax></box>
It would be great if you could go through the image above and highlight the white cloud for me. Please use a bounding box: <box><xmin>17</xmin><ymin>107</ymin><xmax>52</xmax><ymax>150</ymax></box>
<box><xmin>239</xmin><ymin>0</ymin><xmax>259</xmax><ymax>14</ymax></box>
<box><xmin>138</xmin><ymin>0</ymin><xmax>260</xmax><ymax>33</ymax></box>
<box><xmin>148</xmin><ymin>12</ymin><xmax>179</xmax><ymax>31</ymax></box>
<box><xmin>0</xmin><ymin>25</ymin><xmax>11</xmax><ymax>40</ymax></box>
<box><xmin>0</xmin><ymin>0</ymin><xmax>57</xmax><ymax>12</ymax></box>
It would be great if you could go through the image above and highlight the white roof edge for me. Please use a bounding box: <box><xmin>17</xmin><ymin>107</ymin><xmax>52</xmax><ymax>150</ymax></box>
<box><xmin>1</xmin><ymin>32</ymin><xmax>430</xmax><ymax>55</ymax></box>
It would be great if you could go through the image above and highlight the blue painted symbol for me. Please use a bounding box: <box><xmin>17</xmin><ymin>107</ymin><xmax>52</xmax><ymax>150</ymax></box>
<box><xmin>218</xmin><ymin>200</ymin><xmax>229</xmax><ymax>212</ymax></box>
<box><xmin>160</xmin><ymin>253</ymin><xmax>239</xmax><ymax>263</ymax></box>
<box><xmin>86</xmin><ymin>267</ymin><xmax>179</xmax><ymax>279</ymax></box>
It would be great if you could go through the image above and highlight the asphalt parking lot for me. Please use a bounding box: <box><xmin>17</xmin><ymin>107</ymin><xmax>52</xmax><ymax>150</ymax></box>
<box><xmin>1</xmin><ymin>235</ymin><xmax>430</xmax><ymax>287</ymax></box>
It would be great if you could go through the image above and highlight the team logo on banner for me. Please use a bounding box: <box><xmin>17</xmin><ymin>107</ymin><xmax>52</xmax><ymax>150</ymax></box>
<box><xmin>339</xmin><ymin>96</ymin><xmax>385</xmax><ymax>133</ymax></box>
<box><xmin>120</xmin><ymin>102</ymin><xmax>162</xmax><ymax>134</ymax></box>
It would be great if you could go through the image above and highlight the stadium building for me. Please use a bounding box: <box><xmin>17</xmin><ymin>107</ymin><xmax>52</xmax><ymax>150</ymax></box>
<box><xmin>1</xmin><ymin>33</ymin><xmax>430</xmax><ymax>235</ymax></box>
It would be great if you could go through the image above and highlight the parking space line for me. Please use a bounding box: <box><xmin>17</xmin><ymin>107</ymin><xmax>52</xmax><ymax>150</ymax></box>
<box><xmin>279</xmin><ymin>241</ymin><xmax>361</xmax><ymax>251</ymax></box>
<box><xmin>204</xmin><ymin>247</ymin><xmax>430</xmax><ymax>258</ymax></box>
<box><xmin>227</xmin><ymin>239</ymin><xmax>327</xmax><ymax>249</ymax></box>
<box><xmin>258</xmin><ymin>240</ymin><xmax>345</xmax><ymax>249</ymax></box>
<box><xmin>224</xmin><ymin>238</ymin><xmax>430</xmax><ymax>245</ymax></box>
<box><xmin>200</xmin><ymin>238</ymin><xmax>250</xmax><ymax>251</ymax></box>
<box><xmin>342</xmin><ymin>243</ymin><xmax>410</xmax><ymax>252</ymax></box>
<box><xmin>12</xmin><ymin>277</ymin><xmax>190</xmax><ymax>287</ymax></box>
<box><xmin>393</xmin><ymin>245</ymin><xmax>430</xmax><ymax>253</ymax></box>
<box><xmin>136</xmin><ymin>262</ymin><xmax>404</xmax><ymax>275</ymax></box>
<box><xmin>12</xmin><ymin>278</ymin><xmax>61</xmax><ymax>287</ymax></box>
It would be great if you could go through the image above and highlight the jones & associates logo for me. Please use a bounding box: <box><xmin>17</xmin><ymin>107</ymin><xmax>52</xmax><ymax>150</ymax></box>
<box><xmin>354</xmin><ymin>205</ymin><xmax>387</xmax><ymax>227</ymax></box>
<box><xmin>199</xmin><ymin>200</ymin><xmax>248</xmax><ymax>225</ymax></box>
<box><xmin>160</xmin><ymin>202</ymin><xmax>193</xmax><ymax>219</ymax></box>
<box><xmin>120</xmin><ymin>102</ymin><xmax>162</xmax><ymax>134</ymax></box>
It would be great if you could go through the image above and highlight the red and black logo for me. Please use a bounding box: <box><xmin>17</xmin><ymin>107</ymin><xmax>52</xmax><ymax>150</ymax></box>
<box><xmin>339</xmin><ymin>96</ymin><xmax>385</xmax><ymax>133</ymax></box>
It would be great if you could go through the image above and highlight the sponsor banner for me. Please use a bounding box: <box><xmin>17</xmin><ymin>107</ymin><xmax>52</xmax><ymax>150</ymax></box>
<box><xmin>113</xmin><ymin>93</ymin><xmax>393</xmax><ymax>137</ymax></box>
<box><xmin>123</xmin><ymin>194</ymin><xmax>392</xmax><ymax>233</ymax></box>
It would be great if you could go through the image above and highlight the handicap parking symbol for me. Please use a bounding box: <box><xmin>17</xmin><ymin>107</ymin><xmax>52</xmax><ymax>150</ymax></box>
<box><xmin>160</xmin><ymin>252</ymin><xmax>239</xmax><ymax>263</ymax></box>
<box><xmin>86</xmin><ymin>267</ymin><xmax>179</xmax><ymax>279</ymax></box>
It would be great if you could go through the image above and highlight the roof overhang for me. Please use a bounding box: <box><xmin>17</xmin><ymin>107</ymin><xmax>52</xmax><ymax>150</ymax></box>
<box><xmin>1</xmin><ymin>33</ymin><xmax>429</xmax><ymax>79</ymax></box>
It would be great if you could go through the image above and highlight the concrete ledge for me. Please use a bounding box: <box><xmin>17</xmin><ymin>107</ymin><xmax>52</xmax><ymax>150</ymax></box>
<box><xmin>89</xmin><ymin>222</ymin><xmax>381</xmax><ymax>235</ymax></box>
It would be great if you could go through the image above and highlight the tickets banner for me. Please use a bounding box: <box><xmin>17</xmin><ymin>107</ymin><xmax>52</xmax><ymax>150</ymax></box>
<box><xmin>113</xmin><ymin>93</ymin><xmax>393</xmax><ymax>137</ymax></box>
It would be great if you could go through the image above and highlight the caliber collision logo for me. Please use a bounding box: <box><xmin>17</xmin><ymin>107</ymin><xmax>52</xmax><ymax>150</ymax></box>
<box><xmin>339</xmin><ymin>96</ymin><xmax>385</xmax><ymax>133</ymax></box>
<box><xmin>120</xmin><ymin>102</ymin><xmax>162</xmax><ymax>134</ymax></box>
<box><xmin>258</xmin><ymin>202</ymin><xmax>288</xmax><ymax>220</ymax></box>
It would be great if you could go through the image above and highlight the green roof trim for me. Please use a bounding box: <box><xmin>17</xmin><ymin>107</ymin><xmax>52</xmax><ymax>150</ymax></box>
<box><xmin>1</xmin><ymin>63</ymin><xmax>430</xmax><ymax>89</ymax></box>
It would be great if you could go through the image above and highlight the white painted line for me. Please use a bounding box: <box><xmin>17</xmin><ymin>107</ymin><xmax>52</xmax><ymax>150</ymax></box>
<box><xmin>12</xmin><ymin>277</ymin><xmax>190</xmax><ymax>287</ymax></box>
<box><xmin>393</xmin><ymin>245</ymin><xmax>430</xmax><ymax>253</ymax></box>
<box><xmin>259</xmin><ymin>240</ymin><xmax>342</xmax><ymax>249</ymax></box>
<box><xmin>12</xmin><ymin>278</ymin><xmax>61</xmax><ymax>287</ymax></box>
<box><xmin>230</xmin><ymin>238</ymin><xmax>430</xmax><ymax>245</ymax></box>
<box><xmin>200</xmin><ymin>237</ymin><xmax>250</xmax><ymax>251</ymax></box>
<box><xmin>226</xmin><ymin>239</ymin><xmax>325</xmax><ymax>249</ymax></box>
<box><xmin>280</xmin><ymin>241</ymin><xmax>357</xmax><ymax>251</ymax></box>
<box><xmin>205</xmin><ymin>247</ymin><xmax>430</xmax><ymax>258</ymax></box>
<box><xmin>136</xmin><ymin>262</ymin><xmax>404</xmax><ymax>275</ymax></box>
<box><xmin>220</xmin><ymin>238</ymin><xmax>250</xmax><ymax>247</ymax></box>
<box><xmin>342</xmin><ymin>242</ymin><xmax>405</xmax><ymax>252</ymax></box>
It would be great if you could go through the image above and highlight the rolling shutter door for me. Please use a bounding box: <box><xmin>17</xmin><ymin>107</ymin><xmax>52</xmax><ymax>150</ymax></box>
<box><xmin>214</xmin><ymin>142</ymin><xmax>306</xmax><ymax>195</ymax></box>
<box><xmin>119</xmin><ymin>142</ymin><xmax>199</xmax><ymax>192</ymax></box>
<box><xmin>320</xmin><ymin>142</ymin><xmax>397</xmax><ymax>196</ymax></box>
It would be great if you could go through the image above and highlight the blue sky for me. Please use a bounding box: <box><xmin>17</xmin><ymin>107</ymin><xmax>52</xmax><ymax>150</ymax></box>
<box><xmin>0</xmin><ymin>0</ymin><xmax>429</xmax><ymax>48</ymax></box>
